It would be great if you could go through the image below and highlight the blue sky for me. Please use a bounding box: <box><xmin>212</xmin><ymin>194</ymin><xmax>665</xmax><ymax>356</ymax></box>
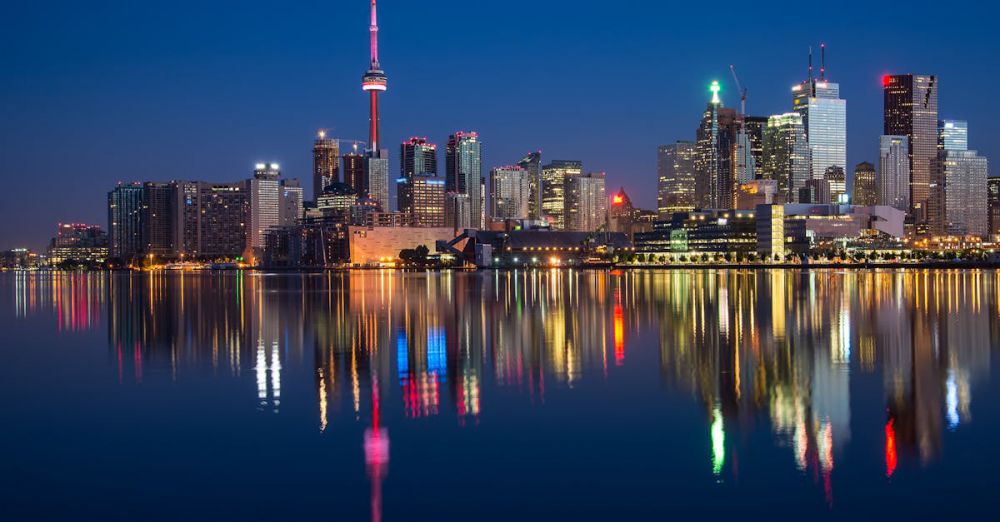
<box><xmin>2</xmin><ymin>0</ymin><xmax>997</xmax><ymax>249</ymax></box>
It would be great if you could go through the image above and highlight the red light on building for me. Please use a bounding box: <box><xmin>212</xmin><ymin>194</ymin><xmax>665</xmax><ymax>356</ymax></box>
<box><xmin>882</xmin><ymin>75</ymin><xmax>892</xmax><ymax>88</ymax></box>
<box><xmin>612</xmin><ymin>194</ymin><xmax>624</xmax><ymax>205</ymax></box>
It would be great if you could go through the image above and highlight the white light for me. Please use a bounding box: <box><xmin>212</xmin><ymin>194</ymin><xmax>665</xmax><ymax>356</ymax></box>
<box><xmin>270</xmin><ymin>163</ymin><xmax>280</xmax><ymax>170</ymax></box>
<box><xmin>255</xmin><ymin>163</ymin><xmax>266</xmax><ymax>170</ymax></box>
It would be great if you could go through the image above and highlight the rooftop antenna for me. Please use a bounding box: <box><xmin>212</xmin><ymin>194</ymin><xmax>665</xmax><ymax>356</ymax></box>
<box><xmin>820</xmin><ymin>42</ymin><xmax>826</xmax><ymax>80</ymax></box>
<box><xmin>808</xmin><ymin>46</ymin><xmax>813</xmax><ymax>83</ymax></box>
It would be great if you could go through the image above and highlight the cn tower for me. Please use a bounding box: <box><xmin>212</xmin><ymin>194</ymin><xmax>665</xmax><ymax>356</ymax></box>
<box><xmin>361</xmin><ymin>0</ymin><xmax>387</xmax><ymax>153</ymax></box>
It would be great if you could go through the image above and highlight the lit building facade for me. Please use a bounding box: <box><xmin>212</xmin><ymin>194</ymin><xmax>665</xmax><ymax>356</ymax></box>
<box><xmin>280</xmin><ymin>179</ymin><xmax>303</xmax><ymax>226</ymax></box>
<box><xmin>884</xmin><ymin>74</ymin><xmax>938</xmax><ymax>221</ymax></box>
<box><xmin>658</xmin><ymin>141</ymin><xmax>697</xmax><ymax>217</ymax></box>
<box><xmin>988</xmin><ymin>177</ymin><xmax>1000</xmax><ymax>237</ymax></box>
<box><xmin>107</xmin><ymin>182</ymin><xmax>144</xmax><ymax>260</ymax></box>
<box><xmin>938</xmin><ymin>120</ymin><xmax>967</xmax><ymax>153</ymax></box>
<box><xmin>366</xmin><ymin>152</ymin><xmax>390</xmax><ymax>211</ymax></box>
<box><xmin>343</xmin><ymin>151</ymin><xmax>366</xmax><ymax>196</ymax></box>
<box><xmin>249</xmin><ymin>163</ymin><xmax>281</xmax><ymax>257</ymax></box>
<box><xmin>694</xmin><ymin>82</ymin><xmax>736</xmax><ymax>208</ymax></box>
<box><xmin>518</xmin><ymin>151</ymin><xmax>543</xmax><ymax>220</ymax></box>
<box><xmin>823</xmin><ymin>166</ymin><xmax>846</xmax><ymax>202</ymax></box>
<box><xmin>489</xmin><ymin>166</ymin><xmax>531</xmax><ymax>221</ymax></box>
<box><xmin>312</xmin><ymin>131</ymin><xmax>340</xmax><ymax>199</ymax></box>
<box><xmin>930</xmin><ymin>150</ymin><xmax>988</xmax><ymax>237</ymax></box>
<box><xmin>541</xmin><ymin>160</ymin><xmax>582</xmax><ymax>230</ymax></box>
<box><xmin>398</xmin><ymin>174</ymin><xmax>445</xmax><ymax>227</ymax></box>
<box><xmin>792</xmin><ymin>79</ymin><xmax>847</xmax><ymax>183</ymax></box>
<box><xmin>878</xmin><ymin>135</ymin><xmax>911</xmax><ymax>212</ymax></box>
<box><xmin>852</xmin><ymin>162</ymin><xmax>877</xmax><ymax>207</ymax></box>
<box><xmin>762</xmin><ymin>113</ymin><xmax>811</xmax><ymax>203</ymax></box>
<box><xmin>564</xmin><ymin>172</ymin><xmax>607</xmax><ymax>232</ymax></box>
<box><xmin>446</xmin><ymin>131</ymin><xmax>483</xmax><ymax>229</ymax></box>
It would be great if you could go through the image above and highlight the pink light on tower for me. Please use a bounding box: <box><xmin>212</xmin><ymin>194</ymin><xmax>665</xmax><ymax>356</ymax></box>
<box><xmin>362</xmin><ymin>0</ymin><xmax>387</xmax><ymax>152</ymax></box>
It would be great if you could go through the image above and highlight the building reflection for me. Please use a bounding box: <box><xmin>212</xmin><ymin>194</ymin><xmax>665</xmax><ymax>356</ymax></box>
<box><xmin>7</xmin><ymin>268</ymin><xmax>998</xmax><ymax>516</ymax></box>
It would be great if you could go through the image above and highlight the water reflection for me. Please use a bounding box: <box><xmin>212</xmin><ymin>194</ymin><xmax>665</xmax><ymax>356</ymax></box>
<box><xmin>4</xmin><ymin>269</ymin><xmax>999</xmax><ymax>516</ymax></box>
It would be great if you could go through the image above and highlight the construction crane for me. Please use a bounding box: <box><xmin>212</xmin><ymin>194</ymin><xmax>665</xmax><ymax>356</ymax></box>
<box><xmin>729</xmin><ymin>64</ymin><xmax>747</xmax><ymax>118</ymax></box>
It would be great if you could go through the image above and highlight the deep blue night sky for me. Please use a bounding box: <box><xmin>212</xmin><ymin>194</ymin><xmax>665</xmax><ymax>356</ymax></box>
<box><xmin>2</xmin><ymin>0</ymin><xmax>997</xmax><ymax>249</ymax></box>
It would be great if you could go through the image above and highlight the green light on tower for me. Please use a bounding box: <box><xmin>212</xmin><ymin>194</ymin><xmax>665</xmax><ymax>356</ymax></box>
<box><xmin>710</xmin><ymin>81</ymin><xmax>721</xmax><ymax>105</ymax></box>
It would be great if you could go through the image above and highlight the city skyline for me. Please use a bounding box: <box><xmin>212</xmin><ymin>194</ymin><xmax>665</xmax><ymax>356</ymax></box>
<box><xmin>3</xmin><ymin>0</ymin><xmax>999</xmax><ymax>249</ymax></box>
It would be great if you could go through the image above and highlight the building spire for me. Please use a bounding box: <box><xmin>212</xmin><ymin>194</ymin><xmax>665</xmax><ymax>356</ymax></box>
<box><xmin>370</xmin><ymin>0</ymin><xmax>379</xmax><ymax>67</ymax></box>
<box><xmin>710</xmin><ymin>81</ymin><xmax>721</xmax><ymax>105</ymax></box>
<box><xmin>820</xmin><ymin>42</ymin><xmax>826</xmax><ymax>80</ymax></box>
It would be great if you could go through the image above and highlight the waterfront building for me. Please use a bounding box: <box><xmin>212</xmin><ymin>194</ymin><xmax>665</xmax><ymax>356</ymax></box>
<box><xmin>884</xmin><ymin>74</ymin><xmax>938</xmax><ymax>221</ymax></box>
<box><xmin>518</xmin><ymin>151</ymin><xmax>543</xmax><ymax>220</ymax></box>
<box><xmin>608</xmin><ymin>187</ymin><xmax>643</xmax><ymax>238</ymax></box>
<box><xmin>541</xmin><ymin>160</ymin><xmax>582</xmax><ymax>229</ymax></box>
<box><xmin>142</xmin><ymin>182</ymin><xmax>177</xmax><ymax>257</ymax></box>
<box><xmin>762</xmin><ymin>113</ymin><xmax>811</xmax><ymax>203</ymax></box>
<box><xmin>756</xmin><ymin>204</ymin><xmax>785</xmax><ymax>258</ymax></box>
<box><xmin>853</xmin><ymin>162</ymin><xmax>878</xmax><ymax>206</ymax></box>
<box><xmin>446</xmin><ymin>131</ymin><xmax>483</xmax><ymax>229</ymax></box>
<box><xmin>930</xmin><ymin>150</ymin><xmax>989</xmax><ymax>237</ymax></box>
<box><xmin>489</xmin><ymin>166</ymin><xmax>531</xmax><ymax>221</ymax></box>
<box><xmin>398</xmin><ymin>174</ymin><xmax>446</xmax><ymax>227</ymax></box>
<box><xmin>878</xmin><ymin>136</ymin><xmax>911</xmax><ymax>212</ymax></box>
<box><xmin>657</xmin><ymin>141</ymin><xmax>697</xmax><ymax>217</ymax></box>
<box><xmin>48</xmin><ymin>224</ymin><xmax>109</xmax><ymax>265</ymax></box>
<box><xmin>107</xmin><ymin>182</ymin><xmax>144</xmax><ymax>260</ymax></box>
<box><xmin>989</xmin><ymin>177</ymin><xmax>1000</xmax><ymax>237</ymax></box>
<box><xmin>248</xmin><ymin>163</ymin><xmax>281</xmax><ymax>259</ymax></box>
<box><xmin>312</xmin><ymin>131</ymin><xmax>340</xmax><ymax>199</ymax></box>
<box><xmin>564</xmin><ymin>172</ymin><xmax>607</xmax><ymax>232</ymax></box>
<box><xmin>636</xmin><ymin>209</ymin><xmax>758</xmax><ymax>254</ymax></box>
<box><xmin>349</xmin><ymin>227</ymin><xmax>454</xmax><ymax>266</ymax></box>
<box><xmin>197</xmin><ymin>182</ymin><xmax>249</xmax><ymax>258</ymax></box>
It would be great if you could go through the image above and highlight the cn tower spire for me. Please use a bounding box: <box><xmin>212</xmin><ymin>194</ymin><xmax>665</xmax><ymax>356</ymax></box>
<box><xmin>361</xmin><ymin>0</ymin><xmax>387</xmax><ymax>153</ymax></box>
<box><xmin>370</xmin><ymin>0</ymin><xmax>379</xmax><ymax>67</ymax></box>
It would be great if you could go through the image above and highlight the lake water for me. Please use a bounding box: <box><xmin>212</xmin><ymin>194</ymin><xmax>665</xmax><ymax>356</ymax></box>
<box><xmin>1</xmin><ymin>270</ymin><xmax>998</xmax><ymax>519</ymax></box>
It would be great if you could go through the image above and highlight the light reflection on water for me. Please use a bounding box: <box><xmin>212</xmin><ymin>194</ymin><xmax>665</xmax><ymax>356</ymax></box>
<box><xmin>2</xmin><ymin>269</ymin><xmax>998</xmax><ymax>518</ymax></box>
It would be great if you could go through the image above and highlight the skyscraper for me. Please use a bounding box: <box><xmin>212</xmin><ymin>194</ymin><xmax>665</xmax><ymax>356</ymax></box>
<box><xmin>884</xmin><ymin>74</ymin><xmax>938</xmax><ymax>221</ymax></box>
<box><xmin>401</xmin><ymin>137</ymin><xmax>438</xmax><ymax>179</ymax></box>
<box><xmin>249</xmin><ymin>163</ymin><xmax>281</xmax><ymax>259</ymax></box>
<box><xmin>312</xmin><ymin>131</ymin><xmax>340</xmax><ymax>199</ymax></box>
<box><xmin>343</xmin><ymin>149</ymin><xmax>366</xmax><ymax>196</ymax></box>
<box><xmin>541</xmin><ymin>160</ymin><xmax>582</xmax><ymax>229</ymax></box>
<box><xmin>365</xmin><ymin>153</ymin><xmax>390</xmax><ymax>211</ymax></box>
<box><xmin>142</xmin><ymin>182</ymin><xmax>177</xmax><ymax>257</ymax></box>
<box><xmin>792</xmin><ymin>49</ymin><xmax>847</xmax><ymax>185</ymax></box>
<box><xmin>852</xmin><ymin>162</ymin><xmax>878</xmax><ymax>206</ymax></box>
<box><xmin>446</xmin><ymin>132</ymin><xmax>483</xmax><ymax>229</ymax></box>
<box><xmin>107</xmin><ymin>182</ymin><xmax>144</xmax><ymax>260</ymax></box>
<box><xmin>878</xmin><ymin>136</ymin><xmax>910</xmax><ymax>212</ymax></box>
<box><xmin>489</xmin><ymin>166</ymin><xmax>531</xmax><ymax>221</ymax></box>
<box><xmin>518</xmin><ymin>151</ymin><xmax>543</xmax><ymax>220</ymax></box>
<box><xmin>564</xmin><ymin>172</ymin><xmax>607</xmax><ymax>232</ymax></box>
<box><xmin>938</xmin><ymin>120</ymin><xmax>968</xmax><ymax>153</ymax></box>
<box><xmin>657</xmin><ymin>141</ymin><xmax>697</xmax><ymax>217</ymax></box>
<box><xmin>695</xmin><ymin>81</ymin><xmax>736</xmax><ymax>208</ymax></box>
<box><xmin>823</xmin><ymin>166</ymin><xmax>846</xmax><ymax>203</ymax></box>
<box><xmin>762</xmin><ymin>113</ymin><xmax>811</xmax><ymax>203</ymax></box>
<box><xmin>930</xmin><ymin>149</ymin><xmax>988</xmax><ymax>237</ymax></box>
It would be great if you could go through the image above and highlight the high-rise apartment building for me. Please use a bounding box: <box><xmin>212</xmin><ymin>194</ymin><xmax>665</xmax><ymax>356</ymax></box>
<box><xmin>564</xmin><ymin>172</ymin><xmax>607</xmax><ymax>232</ymax></box>
<box><xmin>657</xmin><ymin>141</ymin><xmax>697</xmax><ymax>217</ymax></box>
<box><xmin>446</xmin><ymin>131</ymin><xmax>483</xmax><ymax>229</ymax></box>
<box><xmin>401</xmin><ymin>137</ymin><xmax>437</xmax><ymax>179</ymax></box>
<box><xmin>878</xmin><ymin>136</ymin><xmax>911</xmax><ymax>212</ymax></box>
<box><xmin>541</xmin><ymin>160</ymin><xmax>582</xmax><ymax>229</ymax></box>
<box><xmin>107</xmin><ymin>182</ymin><xmax>144</xmax><ymax>260</ymax></box>
<box><xmin>249</xmin><ymin>163</ymin><xmax>281</xmax><ymax>258</ymax></box>
<box><xmin>445</xmin><ymin>192</ymin><xmax>472</xmax><ymax>233</ymax></box>
<box><xmin>398</xmin><ymin>174</ymin><xmax>445</xmax><ymax>227</ymax></box>
<box><xmin>280</xmin><ymin>179</ymin><xmax>303</xmax><ymax>226</ymax></box>
<box><xmin>518</xmin><ymin>151</ymin><xmax>543</xmax><ymax>220</ymax></box>
<box><xmin>312</xmin><ymin>131</ymin><xmax>340</xmax><ymax>199</ymax></box>
<box><xmin>343</xmin><ymin>150</ymin><xmax>366</xmax><ymax>196</ymax></box>
<box><xmin>762</xmin><ymin>113</ymin><xmax>811</xmax><ymax>203</ymax></box>
<box><xmin>852</xmin><ymin>162</ymin><xmax>878</xmax><ymax>206</ymax></box>
<box><xmin>884</xmin><ymin>74</ymin><xmax>938</xmax><ymax>221</ymax></box>
<box><xmin>197</xmin><ymin>182</ymin><xmax>249</xmax><ymax>258</ymax></box>
<box><xmin>365</xmin><ymin>152</ymin><xmax>390</xmax><ymax>211</ymax></box>
<box><xmin>141</xmin><ymin>182</ymin><xmax>177</xmax><ymax>257</ymax></box>
<box><xmin>930</xmin><ymin>150</ymin><xmax>988</xmax><ymax>237</ymax></box>
<box><xmin>489</xmin><ymin>166</ymin><xmax>531</xmax><ymax>221</ymax></box>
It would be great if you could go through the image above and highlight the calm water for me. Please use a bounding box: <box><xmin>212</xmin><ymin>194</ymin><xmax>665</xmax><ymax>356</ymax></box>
<box><xmin>1</xmin><ymin>270</ymin><xmax>998</xmax><ymax>519</ymax></box>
